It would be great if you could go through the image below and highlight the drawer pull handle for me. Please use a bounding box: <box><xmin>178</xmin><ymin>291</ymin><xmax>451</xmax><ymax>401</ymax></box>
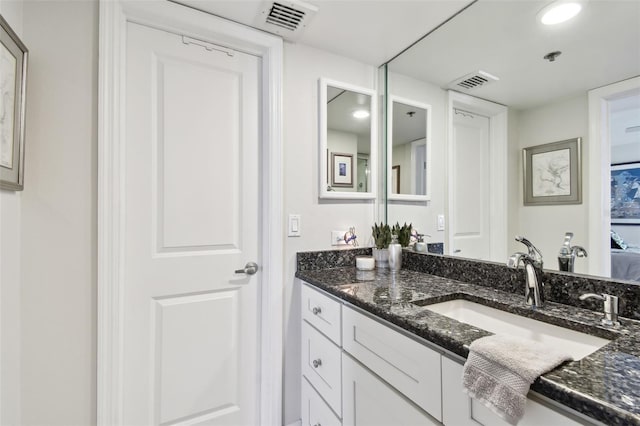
<box><xmin>312</xmin><ymin>307</ymin><xmax>322</xmax><ymax>315</ymax></box>
<box><xmin>312</xmin><ymin>358</ymin><xmax>322</xmax><ymax>368</ymax></box>
<box><xmin>314</xmin><ymin>424</ymin><xmax>321</xmax><ymax>426</ymax></box>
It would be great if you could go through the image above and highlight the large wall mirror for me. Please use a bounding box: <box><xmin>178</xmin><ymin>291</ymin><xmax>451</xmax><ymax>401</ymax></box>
<box><xmin>387</xmin><ymin>96</ymin><xmax>432</xmax><ymax>202</ymax></box>
<box><xmin>384</xmin><ymin>0</ymin><xmax>640</xmax><ymax>280</ymax></box>
<box><xmin>319</xmin><ymin>78</ymin><xmax>377</xmax><ymax>199</ymax></box>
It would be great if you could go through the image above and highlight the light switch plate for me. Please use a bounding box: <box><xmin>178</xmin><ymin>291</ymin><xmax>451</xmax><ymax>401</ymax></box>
<box><xmin>437</xmin><ymin>214</ymin><xmax>445</xmax><ymax>231</ymax></box>
<box><xmin>288</xmin><ymin>214</ymin><xmax>301</xmax><ymax>237</ymax></box>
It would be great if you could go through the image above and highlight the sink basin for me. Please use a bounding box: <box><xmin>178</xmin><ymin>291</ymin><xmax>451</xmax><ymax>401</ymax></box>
<box><xmin>424</xmin><ymin>299</ymin><xmax>610</xmax><ymax>360</ymax></box>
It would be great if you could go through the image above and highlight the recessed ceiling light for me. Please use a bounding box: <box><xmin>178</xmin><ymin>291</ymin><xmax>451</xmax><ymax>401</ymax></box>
<box><xmin>353</xmin><ymin>110</ymin><xmax>370</xmax><ymax>119</ymax></box>
<box><xmin>539</xmin><ymin>1</ymin><xmax>583</xmax><ymax>25</ymax></box>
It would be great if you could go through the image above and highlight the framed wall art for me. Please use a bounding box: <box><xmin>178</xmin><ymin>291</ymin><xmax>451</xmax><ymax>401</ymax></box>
<box><xmin>0</xmin><ymin>15</ymin><xmax>28</xmax><ymax>191</ymax></box>
<box><xmin>523</xmin><ymin>137</ymin><xmax>582</xmax><ymax>206</ymax></box>
<box><xmin>611</xmin><ymin>162</ymin><xmax>640</xmax><ymax>224</ymax></box>
<box><xmin>331</xmin><ymin>152</ymin><xmax>353</xmax><ymax>188</ymax></box>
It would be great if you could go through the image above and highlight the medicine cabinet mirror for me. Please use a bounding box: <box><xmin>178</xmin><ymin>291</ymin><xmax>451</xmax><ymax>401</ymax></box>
<box><xmin>387</xmin><ymin>96</ymin><xmax>431</xmax><ymax>201</ymax></box>
<box><xmin>319</xmin><ymin>78</ymin><xmax>377</xmax><ymax>199</ymax></box>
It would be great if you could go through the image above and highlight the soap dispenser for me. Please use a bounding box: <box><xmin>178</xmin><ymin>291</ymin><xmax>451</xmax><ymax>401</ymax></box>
<box><xmin>414</xmin><ymin>234</ymin><xmax>427</xmax><ymax>253</ymax></box>
<box><xmin>389</xmin><ymin>234</ymin><xmax>402</xmax><ymax>272</ymax></box>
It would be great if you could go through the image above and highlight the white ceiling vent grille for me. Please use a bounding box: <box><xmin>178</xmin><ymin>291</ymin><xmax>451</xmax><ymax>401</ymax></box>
<box><xmin>257</xmin><ymin>0</ymin><xmax>318</xmax><ymax>42</ymax></box>
<box><xmin>448</xmin><ymin>70</ymin><xmax>500</xmax><ymax>90</ymax></box>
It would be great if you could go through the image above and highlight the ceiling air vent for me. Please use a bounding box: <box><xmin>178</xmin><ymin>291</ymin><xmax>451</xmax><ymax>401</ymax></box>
<box><xmin>257</xmin><ymin>0</ymin><xmax>318</xmax><ymax>42</ymax></box>
<box><xmin>448</xmin><ymin>70</ymin><xmax>500</xmax><ymax>91</ymax></box>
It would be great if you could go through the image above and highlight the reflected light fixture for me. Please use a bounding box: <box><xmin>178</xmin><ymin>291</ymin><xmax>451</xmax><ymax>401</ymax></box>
<box><xmin>539</xmin><ymin>1</ymin><xmax>583</xmax><ymax>25</ymax></box>
<box><xmin>353</xmin><ymin>109</ymin><xmax>370</xmax><ymax>119</ymax></box>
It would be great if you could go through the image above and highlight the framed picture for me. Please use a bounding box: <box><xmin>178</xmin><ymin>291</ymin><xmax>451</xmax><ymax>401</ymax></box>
<box><xmin>392</xmin><ymin>165</ymin><xmax>400</xmax><ymax>194</ymax></box>
<box><xmin>523</xmin><ymin>137</ymin><xmax>582</xmax><ymax>206</ymax></box>
<box><xmin>611</xmin><ymin>162</ymin><xmax>640</xmax><ymax>224</ymax></box>
<box><xmin>0</xmin><ymin>15</ymin><xmax>28</xmax><ymax>191</ymax></box>
<box><xmin>331</xmin><ymin>152</ymin><xmax>353</xmax><ymax>187</ymax></box>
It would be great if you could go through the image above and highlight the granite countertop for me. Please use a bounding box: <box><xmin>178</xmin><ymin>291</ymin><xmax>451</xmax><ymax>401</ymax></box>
<box><xmin>296</xmin><ymin>266</ymin><xmax>640</xmax><ymax>426</ymax></box>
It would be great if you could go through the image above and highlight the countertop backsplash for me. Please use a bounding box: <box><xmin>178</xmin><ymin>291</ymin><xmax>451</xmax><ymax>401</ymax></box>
<box><xmin>296</xmin><ymin>247</ymin><xmax>640</xmax><ymax>320</ymax></box>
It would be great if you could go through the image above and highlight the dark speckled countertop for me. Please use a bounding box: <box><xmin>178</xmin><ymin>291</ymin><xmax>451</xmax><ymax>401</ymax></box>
<box><xmin>296</xmin><ymin>266</ymin><xmax>640</xmax><ymax>426</ymax></box>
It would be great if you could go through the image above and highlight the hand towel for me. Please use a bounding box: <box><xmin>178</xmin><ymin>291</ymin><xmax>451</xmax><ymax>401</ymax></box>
<box><xmin>462</xmin><ymin>334</ymin><xmax>572</xmax><ymax>425</ymax></box>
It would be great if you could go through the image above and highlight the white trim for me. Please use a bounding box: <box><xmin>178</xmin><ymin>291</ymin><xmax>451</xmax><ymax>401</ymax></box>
<box><xmin>97</xmin><ymin>2</ymin><xmax>283</xmax><ymax>425</ymax></box>
<box><xmin>446</xmin><ymin>91</ymin><xmax>508</xmax><ymax>262</ymax></box>
<box><xmin>318</xmin><ymin>78</ymin><xmax>378</xmax><ymax>200</ymax></box>
<box><xmin>587</xmin><ymin>76</ymin><xmax>640</xmax><ymax>277</ymax></box>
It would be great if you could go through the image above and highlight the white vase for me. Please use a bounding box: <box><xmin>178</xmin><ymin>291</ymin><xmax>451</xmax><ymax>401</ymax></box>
<box><xmin>372</xmin><ymin>248</ymin><xmax>389</xmax><ymax>269</ymax></box>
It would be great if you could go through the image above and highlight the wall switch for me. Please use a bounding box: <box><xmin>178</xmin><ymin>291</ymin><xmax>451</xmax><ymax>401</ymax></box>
<box><xmin>331</xmin><ymin>230</ymin><xmax>348</xmax><ymax>246</ymax></box>
<box><xmin>288</xmin><ymin>214</ymin><xmax>301</xmax><ymax>237</ymax></box>
<box><xmin>437</xmin><ymin>214</ymin><xmax>445</xmax><ymax>231</ymax></box>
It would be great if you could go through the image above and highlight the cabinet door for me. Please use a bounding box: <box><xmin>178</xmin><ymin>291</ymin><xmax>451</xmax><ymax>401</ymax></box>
<box><xmin>302</xmin><ymin>377</ymin><xmax>341</xmax><ymax>426</ymax></box>
<box><xmin>342</xmin><ymin>354</ymin><xmax>439</xmax><ymax>426</ymax></box>
<box><xmin>441</xmin><ymin>357</ymin><xmax>584</xmax><ymax>426</ymax></box>
<box><xmin>342</xmin><ymin>306</ymin><xmax>442</xmax><ymax>420</ymax></box>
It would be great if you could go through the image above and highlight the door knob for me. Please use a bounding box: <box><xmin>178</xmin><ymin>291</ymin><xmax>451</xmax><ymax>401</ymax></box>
<box><xmin>234</xmin><ymin>262</ymin><xmax>259</xmax><ymax>275</ymax></box>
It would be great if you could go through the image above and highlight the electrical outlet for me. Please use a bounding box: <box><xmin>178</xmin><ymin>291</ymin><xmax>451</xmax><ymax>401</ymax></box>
<box><xmin>331</xmin><ymin>230</ymin><xmax>348</xmax><ymax>246</ymax></box>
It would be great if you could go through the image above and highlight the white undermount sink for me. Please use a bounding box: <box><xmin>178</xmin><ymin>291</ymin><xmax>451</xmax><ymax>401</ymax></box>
<box><xmin>425</xmin><ymin>299</ymin><xmax>611</xmax><ymax>360</ymax></box>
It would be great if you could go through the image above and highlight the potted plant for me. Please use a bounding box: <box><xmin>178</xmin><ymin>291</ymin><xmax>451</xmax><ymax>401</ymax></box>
<box><xmin>371</xmin><ymin>222</ymin><xmax>392</xmax><ymax>269</ymax></box>
<box><xmin>393</xmin><ymin>222</ymin><xmax>413</xmax><ymax>248</ymax></box>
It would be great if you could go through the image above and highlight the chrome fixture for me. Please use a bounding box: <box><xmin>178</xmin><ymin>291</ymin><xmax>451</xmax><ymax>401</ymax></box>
<box><xmin>508</xmin><ymin>236</ymin><xmax>545</xmax><ymax>308</ymax></box>
<box><xmin>579</xmin><ymin>293</ymin><xmax>620</xmax><ymax>327</ymax></box>
<box><xmin>234</xmin><ymin>262</ymin><xmax>259</xmax><ymax>275</ymax></box>
<box><xmin>558</xmin><ymin>232</ymin><xmax>588</xmax><ymax>272</ymax></box>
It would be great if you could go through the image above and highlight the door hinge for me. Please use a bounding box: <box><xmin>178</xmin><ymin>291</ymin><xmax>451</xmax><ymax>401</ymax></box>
<box><xmin>182</xmin><ymin>36</ymin><xmax>235</xmax><ymax>57</ymax></box>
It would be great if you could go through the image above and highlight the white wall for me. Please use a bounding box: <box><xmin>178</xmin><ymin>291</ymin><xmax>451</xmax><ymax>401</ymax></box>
<box><xmin>512</xmin><ymin>95</ymin><xmax>589</xmax><ymax>273</ymax></box>
<box><xmin>19</xmin><ymin>1</ymin><xmax>98</xmax><ymax>424</ymax></box>
<box><xmin>0</xmin><ymin>1</ymin><xmax>23</xmax><ymax>424</ymax></box>
<box><xmin>282</xmin><ymin>42</ymin><xmax>378</xmax><ymax>425</ymax></box>
<box><xmin>386</xmin><ymin>72</ymin><xmax>447</xmax><ymax>242</ymax></box>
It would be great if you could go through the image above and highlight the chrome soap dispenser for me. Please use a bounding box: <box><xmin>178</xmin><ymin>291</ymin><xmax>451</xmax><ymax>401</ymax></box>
<box><xmin>558</xmin><ymin>232</ymin><xmax>588</xmax><ymax>272</ymax></box>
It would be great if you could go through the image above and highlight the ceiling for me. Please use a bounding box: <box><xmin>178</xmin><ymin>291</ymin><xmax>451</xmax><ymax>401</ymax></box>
<box><xmin>388</xmin><ymin>0</ymin><xmax>640</xmax><ymax>110</ymax></box>
<box><xmin>172</xmin><ymin>0</ymin><xmax>473</xmax><ymax>66</ymax></box>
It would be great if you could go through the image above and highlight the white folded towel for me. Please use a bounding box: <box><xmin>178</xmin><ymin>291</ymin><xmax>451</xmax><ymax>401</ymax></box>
<box><xmin>462</xmin><ymin>334</ymin><xmax>572</xmax><ymax>425</ymax></box>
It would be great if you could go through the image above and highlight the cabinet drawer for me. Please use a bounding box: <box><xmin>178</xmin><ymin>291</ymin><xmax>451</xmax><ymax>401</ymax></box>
<box><xmin>302</xmin><ymin>320</ymin><xmax>342</xmax><ymax>415</ymax></box>
<box><xmin>302</xmin><ymin>283</ymin><xmax>341</xmax><ymax>345</ymax></box>
<box><xmin>301</xmin><ymin>377</ymin><xmax>341</xmax><ymax>426</ymax></box>
<box><xmin>342</xmin><ymin>306</ymin><xmax>442</xmax><ymax>421</ymax></box>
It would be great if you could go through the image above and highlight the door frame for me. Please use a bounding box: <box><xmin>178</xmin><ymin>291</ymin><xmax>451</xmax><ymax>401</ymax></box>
<box><xmin>587</xmin><ymin>76</ymin><xmax>640</xmax><ymax>277</ymax></box>
<box><xmin>97</xmin><ymin>1</ymin><xmax>283</xmax><ymax>425</ymax></box>
<box><xmin>446</xmin><ymin>91</ymin><xmax>508</xmax><ymax>261</ymax></box>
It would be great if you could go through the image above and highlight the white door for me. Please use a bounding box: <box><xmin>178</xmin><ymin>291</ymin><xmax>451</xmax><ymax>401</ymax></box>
<box><xmin>123</xmin><ymin>22</ymin><xmax>261</xmax><ymax>425</ymax></box>
<box><xmin>451</xmin><ymin>110</ymin><xmax>490</xmax><ymax>259</ymax></box>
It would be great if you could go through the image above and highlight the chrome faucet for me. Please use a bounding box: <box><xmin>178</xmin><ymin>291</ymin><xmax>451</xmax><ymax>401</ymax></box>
<box><xmin>508</xmin><ymin>236</ymin><xmax>545</xmax><ymax>308</ymax></box>
<box><xmin>558</xmin><ymin>232</ymin><xmax>588</xmax><ymax>272</ymax></box>
<box><xmin>579</xmin><ymin>293</ymin><xmax>620</xmax><ymax>327</ymax></box>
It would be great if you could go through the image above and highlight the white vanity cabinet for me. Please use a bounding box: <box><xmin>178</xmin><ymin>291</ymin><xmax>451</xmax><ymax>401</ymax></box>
<box><xmin>301</xmin><ymin>282</ymin><xmax>590</xmax><ymax>426</ymax></box>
